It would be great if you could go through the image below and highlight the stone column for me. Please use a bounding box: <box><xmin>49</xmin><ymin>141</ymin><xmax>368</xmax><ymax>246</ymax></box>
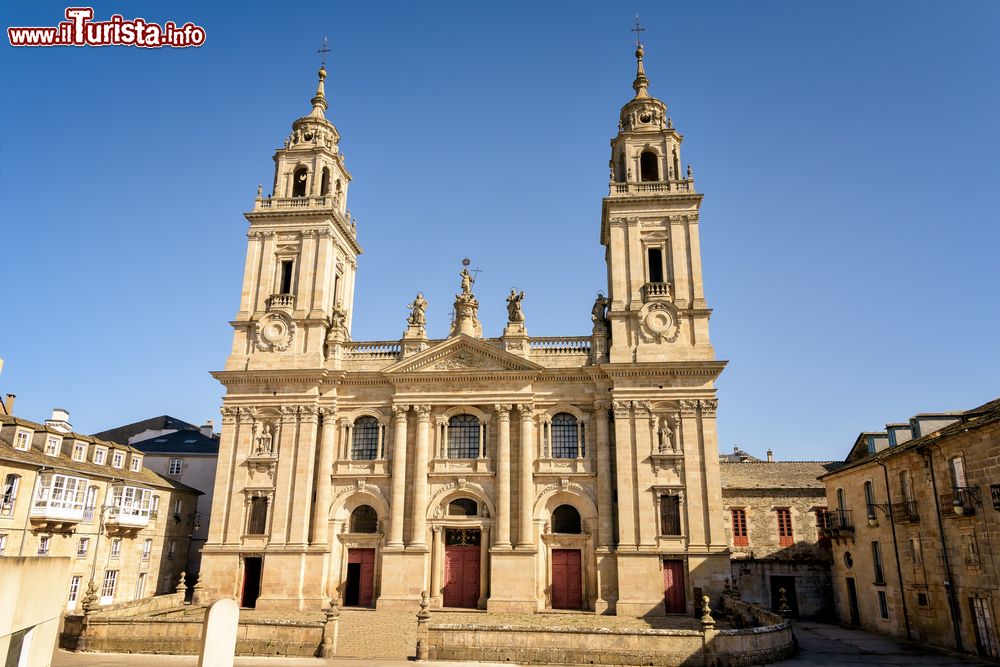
<box><xmin>594</xmin><ymin>401</ymin><xmax>614</xmax><ymax>547</ymax></box>
<box><xmin>679</xmin><ymin>400</ymin><xmax>706</xmax><ymax>548</ymax></box>
<box><xmin>430</xmin><ymin>526</ymin><xmax>442</xmax><ymax>604</ymax></box>
<box><xmin>494</xmin><ymin>404</ymin><xmax>512</xmax><ymax>548</ymax></box>
<box><xmin>311</xmin><ymin>405</ymin><xmax>338</xmax><ymax>546</ymax></box>
<box><xmin>518</xmin><ymin>404</ymin><xmax>535</xmax><ymax>548</ymax></box>
<box><xmin>409</xmin><ymin>405</ymin><xmax>432</xmax><ymax>547</ymax></box>
<box><xmin>612</xmin><ymin>400</ymin><xmax>637</xmax><ymax>547</ymax></box>
<box><xmin>387</xmin><ymin>405</ymin><xmax>409</xmax><ymax>548</ymax></box>
<box><xmin>289</xmin><ymin>406</ymin><xmax>320</xmax><ymax>546</ymax></box>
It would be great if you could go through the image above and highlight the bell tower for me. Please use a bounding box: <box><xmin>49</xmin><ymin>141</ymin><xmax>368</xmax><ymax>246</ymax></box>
<box><xmin>225</xmin><ymin>65</ymin><xmax>362</xmax><ymax>370</ymax></box>
<box><xmin>601</xmin><ymin>40</ymin><xmax>714</xmax><ymax>363</ymax></box>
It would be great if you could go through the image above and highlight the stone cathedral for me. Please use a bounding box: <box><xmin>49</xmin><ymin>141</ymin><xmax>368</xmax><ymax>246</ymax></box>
<box><xmin>199</xmin><ymin>41</ymin><xmax>729</xmax><ymax>616</ymax></box>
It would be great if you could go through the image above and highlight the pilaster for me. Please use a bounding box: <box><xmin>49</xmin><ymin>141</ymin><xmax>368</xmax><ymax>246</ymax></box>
<box><xmin>387</xmin><ymin>405</ymin><xmax>409</xmax><ymax>548</ymax></box>
<box><xmin>612</xmin><ymin>400</ymin><xmax>637</xmax><ymax>547</ymax></box>
<box><xmin>311</xmin><ymin>404</ymin><xmax>338</xmax><ymax>546</ymax></box>
<box><xmin>494</xmin><ymin>404</ymin><xmax>513</xmax><ymax>548</ymax></box>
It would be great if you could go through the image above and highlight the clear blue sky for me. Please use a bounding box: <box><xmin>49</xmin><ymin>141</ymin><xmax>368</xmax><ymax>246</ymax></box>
<box><xmin>2</xmin><ymin>1</ymin><xmax>997</xmax><ymax>460</ymax></box>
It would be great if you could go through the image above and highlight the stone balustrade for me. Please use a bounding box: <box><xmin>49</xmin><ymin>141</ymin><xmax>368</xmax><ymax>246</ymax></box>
<box><xmin>608</xmin><ymin>179</ymin><xmax>695</xmax><ymax>197</ymax></box>
<box><xmin>342</xmin><ymin>341</ymin><xmax>401</xmax><ymax>360</ymax></box>
<box><xmin>642</xmin><ymin>282</ymin><xmax>672</xmax><ymax>300</ymax></box>
<box><xmin>253</xmin><ymin>195</ymin><xmax>335</xmax><ymax>211</ymax></box>
<box><xmin>266</xmin><ymin>293</ymin><xmax>295</xmax><ymax>311</ymax></box>
<box><xmin>528</xmin><ymin>337</ymin><xmax>591</xmax><ymax>354</ymax></box>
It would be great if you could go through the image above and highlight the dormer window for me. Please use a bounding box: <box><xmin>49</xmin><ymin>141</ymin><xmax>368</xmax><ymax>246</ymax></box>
<box><xmin>292</xmin><ymin>167</ymin><xmax>308</xmax><ymax>197</ymax></box>
<box><xmin>93</xmin><ymin>447</ymin><xmax>107</xmax><ymax>465</ymax></box>
<box><xmin>130</xmin><ymin>456</ymin><xmax>142</xmax><ymax>473</ymax></box>
<box><xmin>640</xmin><ymin>150</ymin><xmax>659</xmax><ymax>182</ymax></box>
<box><xmin>13</xmin><ymin>429</ymin><xmax>31</xmax><ymax>451</ymax></box>
<box><xmin>44</xmin><ymin>436</ymin><xmax>61</xmax><ymax>457</ymax></box>
<box><xmin>72</xmin><ymin>442</ymin><xmax>87</xmax><ymax>462</ymax></box>
<box><xmin>111</xmin><ymin>451</ymin><xmax>125</xmax><ymax>469</ymax></box>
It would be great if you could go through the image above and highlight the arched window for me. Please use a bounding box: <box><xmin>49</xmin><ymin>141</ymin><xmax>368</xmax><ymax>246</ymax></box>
<box><xmin>350</xmin><ymin>505</ymin><xmax>378</xmax><ymax>533</ymax></box>
<box><xmin>551</xmin><ymin>504</ymin><xmax>581</xmax><ymax>534</ymax></box>
<box><xmin>1</xmin><ymin>474</ymin><xmax>20</xmax><ymax>517</ymax></box>
<box><xmin>320</xmin><ymin>167</ymin><xmax>331</xmax><ymax>196</ymax></box>
<box><xmin>448</xmin><ymin>498</ymin><xmax>478</xmax><ymax>517</ymax></box>
<box><xmin>292</xmin><ymin>167</ymin><xmax>308</xmax><ymax>197</ymax></box>
<box><xmin>447</xmin><ymin>415</ymin><xmax>480</xmax><ymax>459</ymax></box>
<box><xmin>640</xmin><ymin>151</ymin><xmax>659</xmax><ymax>182</ymax></box>
<box><xmin>551</xmin><ymin>413</ymin><xmax>580</xmax><ymax>459</ymax></box>
<box><xmin>351</xmin><ymin>417</ymin><xmax>379</xmax><ymax>460</ymax></box>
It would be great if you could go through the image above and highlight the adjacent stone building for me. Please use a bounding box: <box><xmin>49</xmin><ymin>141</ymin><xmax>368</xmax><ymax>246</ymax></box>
<box><xmin>0</xmin><ymin>403</ymin><xmax>200</xmax><ymax>610</ymax></box>
<box><xmin>198</xmin><ymin>41</ymin><xmax>731</xmax><ymax>615</ymax></box>
<box><xmin>820</xmin><ymin>397</ymin><xmax>1000</xmax><ymax>660</ymax></box>
<box><xmin>93</xmin><ymin>416</ymin><xmax>220</xmax><ymax>579</ymax></box>
<box><xmin>721</xmin><ymin>458</ymin><xmax>838</xmax><ymax>619</ymax></box>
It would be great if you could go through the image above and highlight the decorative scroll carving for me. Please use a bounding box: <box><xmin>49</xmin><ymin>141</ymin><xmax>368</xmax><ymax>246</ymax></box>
<box><xmin>221</xmin><ymin>406</ymin><xmax>240</xmax><ymax>425</ymax></box>
<box><xmin>679</xmin><ymin>400</ymin><xmax>699</xmax><ymax>417</ymax></box>
<box><xmin>518</xmin><ymin>403</ymin><xmax>534</xmax><ymax>419</ymax></box>
<box><xmin>255</xmin><ymin>312</ymin><xmax>296</xmax><ymax>352</ymax></box>
<box><xmin>699</xmin><ymin>399</ymin><xmax>718</xmax><ymax>418</ymax></box>
<box><xmin>638</xmin><ymin>302</ymin><xmax>680</xmax><ymax>344</ymax></box>
<box><xmin>612</xmin><ymin>401</ymin><xmax>631</xmax><ymax>419</ymax></box>
<box><xmin>391</xmin><ymin>404</ymin><xmax>410</xmax><ymax>420</ymax></box>
<box><xmin>633</xmin><ymin>400</ymin><xmax>652</xmax><ymax>417</ymax></box>
<box><xmin>413</xmin><ymin>404</ymin><xmax>432</xmax><ymax>420</ymax></box>
<box><xmin>432</xmin><ymin>351</ymin><xmax>497</xmax><ymax>370</ymax></box>
<box><xmin>494</xmin><ymin>404</ymin><xmax>512</xmax><ymax>420</ymax></box>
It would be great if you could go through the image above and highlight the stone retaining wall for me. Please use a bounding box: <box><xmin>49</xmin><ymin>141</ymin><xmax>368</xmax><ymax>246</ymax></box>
<box><xmin>60</xmin><ymin>607</ymin><xmax>323</xmax><ymax>657</ymax></box>
<box><xmin>424</xmin><ymin>597</ymin><xmax>794</xmax><ymax>666</ymax></box>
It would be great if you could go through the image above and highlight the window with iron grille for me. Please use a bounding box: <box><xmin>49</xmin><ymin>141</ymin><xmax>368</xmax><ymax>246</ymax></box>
<box><xmin>38</xmin><ymin>536</ymin><xmax>50</xmax><ymax>556</ymax></box>
<box><xmin>552</xmin><ymin>504</ymin><xmax>582</xmax><ymax>534</ymax></box>
<box><xmin>777</xmin><ymin>509</ymin><xmax>794</xmax><ymax>547</ymax></box>
<box><xmin>447</xmin><ymin>415</ymin><xmax>480</xmax><ymax>459</ymax></box>
<box><xmin>872</xmin><ymin>540</ymin><xmax>885</xmax><ymax>584</ymax></box>
<box><xmin>660</xmin><ymin>495</ymin><xmax>681</xmax><ymax>536</ymax></box>
<box><xmin>351</xmin><ymin>416</ymin><xmax>379</xmax><ymax>460</ymax></box>
<box><xmin>448</xmin><ymin>498</ymin><xmax>478</xmax><ymax>516</ymax></box>
<box><xmin>551</xmin><ymin>413</ymin><xmax>579</xmax><ymax>459</ymax></box>
<box><xmin>247</xmin><ymin>496</ymin><xmax>269</xmax><ymax>535</ymax></box>
<box><xmin>74</xmin><ymin>536</ymin><xmax>87</xmax><ymax>557</ymax></box>
<box><xmin>991</xmin><ymin>484</ymin><xmax>1000</xmax><ymax>511</ymax></box>
<box><xmin>731</xmin><ymin>509</ymin><xmax>748</xmax><ymax>547</ymax></box>
<box><xmin>350</xmin><ymin>505</ymin><xmax>378</xmax><ymax>533</ymax></box>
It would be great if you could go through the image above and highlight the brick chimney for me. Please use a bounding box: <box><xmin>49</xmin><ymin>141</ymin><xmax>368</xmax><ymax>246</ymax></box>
<box><xmin>200</xmin><ymin>419</ymin><xmax>215</xmax><ymax>438</ymax></box>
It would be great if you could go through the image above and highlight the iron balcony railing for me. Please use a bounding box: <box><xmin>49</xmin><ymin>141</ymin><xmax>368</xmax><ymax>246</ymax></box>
<box><xmin>821</xmin><ymin>509</ymin><xmax>854</xmax><ymax>535</ymax></box>
<box><xmin>891</xmin><ymin>499</ymin><xmax>920</xmax><ymax>522</ymax></box>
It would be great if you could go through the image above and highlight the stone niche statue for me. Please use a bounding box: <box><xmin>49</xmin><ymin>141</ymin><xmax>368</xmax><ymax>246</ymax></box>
<box><xmin>407</xmin><ymin>292</ymin><xmax>428</xmax><ymax>327</ymax></box>
<box><xmin>506</xmin><ymin>289</ymin><xmax>525</xmax><ymax>323</ymax></box>
<box><xmin>659</xmin><ymin>416</ymin><xmax>675</xmax><ymax>452</ymax></box>
<box><xmin>256</xmin><ymin>423</ymin><xmax>273</xmax><ymax>455</ymax></box>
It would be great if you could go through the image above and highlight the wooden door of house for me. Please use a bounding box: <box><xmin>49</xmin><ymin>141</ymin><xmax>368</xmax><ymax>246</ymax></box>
<box><xmin>551</xmin><ymin>549</ymin><xmax>583</xmax><ymax>610</ymax></box>
<box><xmin>345</xmin><ymin>548</ymin><xmax>375</xmax><ymax>607</ymax></box>
<box><xmin>443</xmin><ymin>529</ymin><xmax>480</xmax><ymax>608</ymax></box>
<box><xmin>845</xmin><ymin>577</ymin><xmax>861</xmax><ymax>625</ymax></box>
<box><xmin>662</xmin><ymin>560</ymin><xmax>685</xmax><ymax>613</ymax></box>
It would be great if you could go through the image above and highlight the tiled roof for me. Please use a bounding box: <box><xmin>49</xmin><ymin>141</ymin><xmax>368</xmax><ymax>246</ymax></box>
<box><xmin>822</xmin><ymin>395</ymin><xmax>1000</xmax><ymax>478</ymax></box>
<box><xmin>91</xmin><ymin>415</ymin><xmax>200</xmax><ymax>445</ymax></box>
<box><xmin>720</xmin><ymin>461</ymin><xmax>841</xmax><ymax>491</ymax></box>
<box><xmin>719</xmin><ymin>447</ymin><xmax>761</xmax><ymax>463</ymax></box>
<box><xmin>0</xmin><ymin>415</ymin><xmax>201</xmax><ymax>494</ymax></box>
<box><xmin>133</xmin><ymin>429</ymin><xmax>219</xmax><ymax>455</ymax></box>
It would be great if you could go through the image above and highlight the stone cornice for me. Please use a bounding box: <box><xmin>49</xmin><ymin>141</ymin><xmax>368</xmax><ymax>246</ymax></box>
<box><xmin>598</xmin><ymin>360</ymin><xmax>727</xmax><ymax>380</ymax></box>
<box><xmin>211</xmin><ymin>369</ymin><xmax>329</xmax><ymax>386</ymax></box>
<box><xmin>243</xmin><ymin>212</ymin><xmax>362</xmax><ymax>256</ymax></box>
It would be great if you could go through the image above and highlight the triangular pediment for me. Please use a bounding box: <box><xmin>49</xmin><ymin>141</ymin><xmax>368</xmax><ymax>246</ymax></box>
<box><xmin>382</xmin><ymin>335</ymin><xmax>543</xmax><ymax>374</ymax></box>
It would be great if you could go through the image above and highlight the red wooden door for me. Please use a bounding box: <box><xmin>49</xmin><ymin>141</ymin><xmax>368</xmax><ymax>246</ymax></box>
<box><xmin>348</xmin><ymin>548</ymin><xmax>376</xmax><ymax>607</ymax></box>
<box><xmin>443</xmin><ymin>546</ymin><xmax>480</xmax><ymax>608</ymax></box>
<box><xmin>663</xmin><ymin>560</ymin><xmax>686</xmax><ymax>613</ymax></box>
<box><xmin>551</xmin><ymin>549</ymin><xmax>583</xmax><ymax>610</ymax></box>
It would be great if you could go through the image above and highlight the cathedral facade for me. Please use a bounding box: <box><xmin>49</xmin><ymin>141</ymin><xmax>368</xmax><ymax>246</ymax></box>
<box><xmin>199</xmin><ymin>41</ymin><xmax>729</xmax><ymax>616</ymax></box>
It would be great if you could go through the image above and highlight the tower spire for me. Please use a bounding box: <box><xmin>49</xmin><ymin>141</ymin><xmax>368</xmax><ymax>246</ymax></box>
<box><xmin>631</xmin><ymin>16</ymin><xmax>650</xmax><ymax>100</ymax></box>
<box><xmin>309</xmin><ymin>37</ymin><xmax>331</xmax><ymax>119</ymax></box>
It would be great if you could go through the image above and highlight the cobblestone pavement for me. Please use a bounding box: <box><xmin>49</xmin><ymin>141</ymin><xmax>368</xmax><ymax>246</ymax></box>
<box><xmin>786</xmin><ymin>621</ymin><xmax>992</xmax><ymax>665</ymax></box>
<box><xmin>51</xmin><ymin>649</ymin><xmax>503</xmax><ymax>666</ymax></box>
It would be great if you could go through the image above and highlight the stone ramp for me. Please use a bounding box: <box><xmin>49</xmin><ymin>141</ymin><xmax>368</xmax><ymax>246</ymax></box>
<box><xmin>335</xmin><ymin>609</ymin><xmax>417</xmax><ymax>659</ymax></box>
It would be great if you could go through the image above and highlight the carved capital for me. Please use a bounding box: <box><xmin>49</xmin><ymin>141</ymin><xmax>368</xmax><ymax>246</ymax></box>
<box><xmin>494</xmin><ymin>404</ymin><xmax>512</xmax><ymax>421</ymax></box>
<box><xmin>280</xmin><ymin>405</ymin><xmax>300</xmax><ymax>423</ymax></box>
<box><xmin>298</xmin><ymin>405</ymin><xmax>319</xmax><ymax>423</ymax></box>
<box><xmin>391</xmin><ymin>404</ymin><xmax>410</xmax><ymax>421</ymax></box>
<box><xmin>338</xmin><ymin>418</ymin><xmax>352</xmax><ymax>428</ymax></box>
<box><xmin>633</xmin><ymin>400</ymin><xmax>652</xmax><ymax>417</ymax></box>
<box><xmin>612</xmin><ymin>400</ymin><xmax>631</xmax><ymax>419</ymax></box>
<box><xmin>699</xmin><ymin>399</ymin><xmax>718</xmax><ymax>418</ymax></box>
<box><xmin>237</xmin><ymin>407</ymin><xmax>256</xmax><ymax>424</ymax></box>
<box><xmin>220</xmin><ymin>406</ymin><xmax>240</xmax><ymax>425</ymax></box>
<box><xmin>593</xmin><ymin>400</ymin><xmax>611</xmax><ymax>411</ymax></box>
<box><xmin>414</xmin><ymin>405</ymin><xmax>432</xmax><ymax>421</ymax></box>
<box><xmin>319</xmin><ymin>404</ymin><xmax>338</xmax><ymax>419</ymax></box>
<box><xmin>518</xmin><ymin>403</ymin><xmax>535</xmax><ymax>419</ymax></box>
<box><xmin>679</xmin><ymin>400</ymin><xmax>699</xmax><ymax>417</ymax></box>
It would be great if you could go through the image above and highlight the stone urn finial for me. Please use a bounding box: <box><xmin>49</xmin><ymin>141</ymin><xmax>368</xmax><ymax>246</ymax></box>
<box><xmin>700</xmin><ymin>595</ymin><xmax>715</xmax><ymax>630</ymax></box>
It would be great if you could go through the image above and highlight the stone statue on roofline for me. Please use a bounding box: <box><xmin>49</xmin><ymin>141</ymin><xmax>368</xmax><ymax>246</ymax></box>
<box><xmin>407</xmin><ymin>292</ymin><xmax>428</xmax><ymax>327</ymax></box>
<box><xmin>506</xmin><ymin>289</ymin><xmax>525</xmax><ymax>323</ymax></box>
<box><xmin>591</xmin><ymin>291</ymin><xmax>609</xmax><ymax>331</ymax></box>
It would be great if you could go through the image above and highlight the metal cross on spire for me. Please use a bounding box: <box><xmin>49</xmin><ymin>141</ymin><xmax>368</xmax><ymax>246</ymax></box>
<box><xmin>631</xmin><ymin>15</ymin><xmax>645</xmax><ymax>47</ymax></box>
<box><xmin>461</xmin><ymin>257</ymin><xmax>483</xmax><ymax>282</ymax></box>
<box><xmin>318</xmin><ymin>36</ymin><xmax>331</xmax><ymax>67</ymax></box>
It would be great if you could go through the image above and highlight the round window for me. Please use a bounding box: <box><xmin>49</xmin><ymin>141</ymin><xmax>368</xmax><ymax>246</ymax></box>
<box><xmin>843</xmin><ymin>551</ymin><xmax>853</xmax><ymax>568</ymax></box>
